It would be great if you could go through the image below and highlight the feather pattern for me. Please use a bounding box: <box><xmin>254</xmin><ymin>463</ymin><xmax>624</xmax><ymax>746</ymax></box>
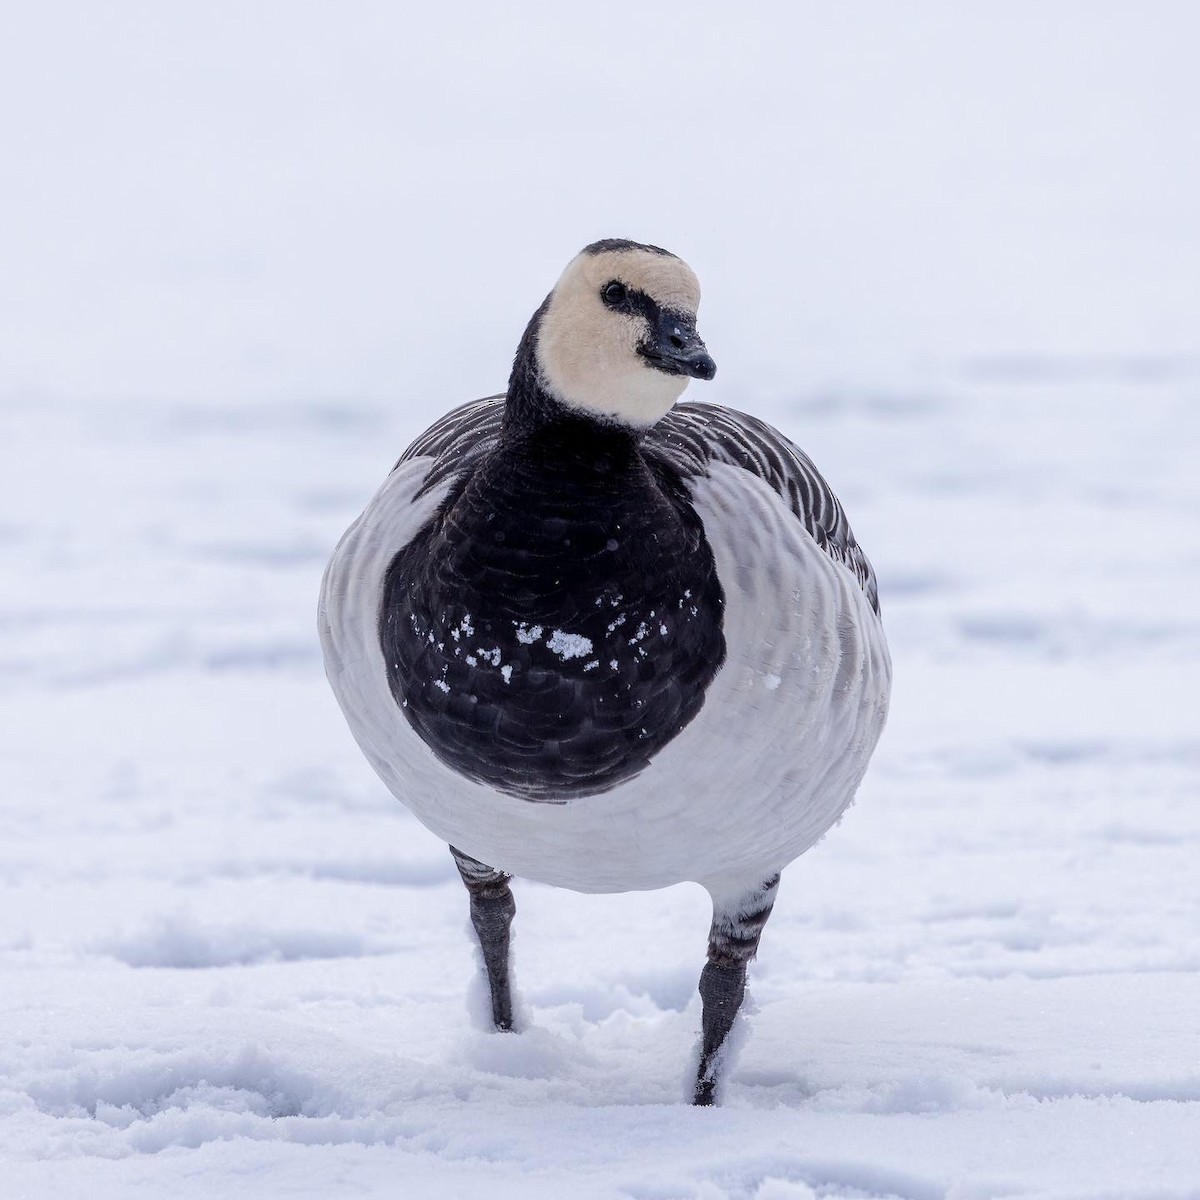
<box><xmin>397</xmin><ymin>396</ymin><xmax>880</xmax><ymax>613</ymax></box>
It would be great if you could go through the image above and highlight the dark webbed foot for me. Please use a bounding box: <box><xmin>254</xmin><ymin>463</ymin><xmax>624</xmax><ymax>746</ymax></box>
<box><xmin>693</xmin><ymin>874</ymin><xmax>780</xmax><ymax>1105</ymax></box>
<box><xmin>451</xmin><ymin>846</ymin><xmax>516</xmax><ymax>1031</ymax></box>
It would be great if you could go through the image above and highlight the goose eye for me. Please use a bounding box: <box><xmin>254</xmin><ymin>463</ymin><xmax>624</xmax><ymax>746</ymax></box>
<box><xmin>601</xmin><ymin>281</ymin><xmax>628</xmax><ymax>307</ymax></box>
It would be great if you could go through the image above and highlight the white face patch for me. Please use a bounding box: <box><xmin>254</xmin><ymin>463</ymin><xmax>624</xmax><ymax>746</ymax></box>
<box><xmin>535</xmin><ymin>247</ymin><xmax>705</xmax><ymax>428</ymax></box>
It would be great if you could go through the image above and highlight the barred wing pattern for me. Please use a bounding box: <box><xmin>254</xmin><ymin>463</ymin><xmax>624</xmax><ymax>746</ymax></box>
<box><xmin>396</xmin><ymin>395</ymin><xmax>879</xmax><ymax>614</ymax></box>
<box><xmin>648</xmin><ymin>402</ymin><xmax>880</xmax><ymax>614</ymax></box>
<box><xmin>400</xmin><ymin>394</ymin><xmax>506</xmax><ymax>496</ymax></box>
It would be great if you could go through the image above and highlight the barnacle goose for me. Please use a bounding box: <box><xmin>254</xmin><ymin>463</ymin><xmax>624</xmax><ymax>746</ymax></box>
<box><xmin>319</xmin><ymin>239</ymin><xmax>891</xmax><ymax>1104</ymax></box>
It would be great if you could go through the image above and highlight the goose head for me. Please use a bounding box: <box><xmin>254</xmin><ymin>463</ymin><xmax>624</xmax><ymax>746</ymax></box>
<box><xmin>524</xmin><ymin>238</ymin><xmax>715</xmax><ymax>429</ymax></box>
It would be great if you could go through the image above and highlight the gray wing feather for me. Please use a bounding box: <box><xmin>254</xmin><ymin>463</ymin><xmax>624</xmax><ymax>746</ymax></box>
<box><xmin>397</xmin><ymin>394</ymin><xmax>506</xmax><ymax>496</ymax></box>
<box><xmin>649</xmin><ymin>402</ymin><xmax>881</xmax><ymax>614</ymax></box>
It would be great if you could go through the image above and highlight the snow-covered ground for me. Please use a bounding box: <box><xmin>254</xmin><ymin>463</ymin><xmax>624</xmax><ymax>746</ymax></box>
<box><xmin>3</xmin><ymin>5</ymin><xmax>1198</xmax><ymax>1198</ymax></box>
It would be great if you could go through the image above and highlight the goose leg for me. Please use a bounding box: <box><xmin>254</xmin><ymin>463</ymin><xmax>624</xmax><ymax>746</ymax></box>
<box><xmin>451</xmin><ymin>845</ymin><xmax>516</xmax><ymax>1031</ymax></box>
<box><xmin>693</xmin><ymin>873</ymin><xmax>780</xmax><ymax>1106</ymax></box>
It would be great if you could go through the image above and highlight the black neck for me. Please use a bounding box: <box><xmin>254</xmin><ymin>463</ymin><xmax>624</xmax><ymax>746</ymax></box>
<box><xmin>501</xmin><ymin>293</ymin><xmax>640</xmax><ymax>458</ymax></box>
<box><xmin>502</xmin><ymin>292</ymin><xmax>554</xmax><ymax>433</ymax></box>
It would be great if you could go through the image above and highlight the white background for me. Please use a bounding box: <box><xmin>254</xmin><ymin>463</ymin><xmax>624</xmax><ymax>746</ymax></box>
<box><xmin>2</xmin><ymin>4</ymin><xmax>1198</xmax><ymax>1197</ymax></box>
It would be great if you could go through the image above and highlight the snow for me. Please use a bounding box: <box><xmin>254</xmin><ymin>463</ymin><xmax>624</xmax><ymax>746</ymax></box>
<box><xmin>546</xmin><ymin>630</ymin><xmax>595</xmax><ymax>661</ymax></box>
<box><xmin>3</xmin><ymin>3</ymin><xmax>1200</xmax><ymax>1198</ymax></box>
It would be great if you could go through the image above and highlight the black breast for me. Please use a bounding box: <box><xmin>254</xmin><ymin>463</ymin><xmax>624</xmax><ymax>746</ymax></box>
<box><xmin>379</xmin><ymin>416</ymin><xmax>725</xmax><ymax>801</ymax></box>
